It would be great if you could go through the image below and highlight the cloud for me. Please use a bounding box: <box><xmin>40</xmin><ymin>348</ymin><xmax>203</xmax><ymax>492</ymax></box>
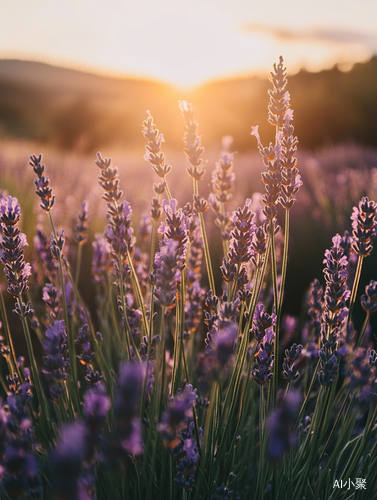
<box><xmin>241</xmin><ymin>24</ymin><xmax>377</xmax><ymax>49</ymax></box>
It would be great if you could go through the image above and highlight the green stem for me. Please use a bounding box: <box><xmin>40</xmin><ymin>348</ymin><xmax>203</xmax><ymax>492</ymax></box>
<box><xmin>199</xmin><ymin>211</ymin><xmax>216</xmax><ymax>294</ymax></box>
<box><xmin>0</xmin><ymin>290</ymin><xmax>21</xmax><ymax>378</ymax></box>
<box><xmin>140</xmin><ymin>287</ymin><xmax>154</xmax><ymax>421</ymax></box>
<box><xmin>127</xmin><ymin>250</ymin><xmax>149</xmax><ymax>339</ymax></box>
<box><xmin>163</xmin><ymin>176</ymin><xmax>172</xmax><ymax>201</ymax></box>
<box><xmin>257</xmin><ymin>386</ymin><xmax>266</xmax><ymax>499</ymax></box>
<box><xmin>118</xmin><ymin>256</ymin><xmax>132</xmax><ymax>360</ymax></box>
<box><xmin>47</xmin><ymin>211</ymin><xmax>77</xmax><ymax>390</ymax></box>
<box><xmin>149</xmin><ymin>220</ymin><xmax>157</xmax><ymax>273</ymax></box>
<box><xmin>193</xmin><ymin>178</ymin><xmax>216</xmax><ymax>294</ymax></box>
<box><xmin>75</xmin><ymin>242</ymin><xmax>83</xmax><ymax>287</ymax></box>
<box><xmin>348</xmin><ymin>254</ymin><xmax>363</xmax><ymax>324</ymax></box>
<box><xmin>278</xmin><ymin>209</ymin><xmax>290</xmax><ymax>313</ymax></box>
<box><xmin>356</xmin><ymin>313</ymin><xmax>370</xmax><ymax>347</ymax></box>
<box><xmin>18</xmin><ymin>296</ymin><xmax>51</xmax><ymax>437</ymax></box>
<box><xmin>269</xmin><ymin>220</ymin><xmax>279</xmax><ymax>409</ymax></box>
<box><xmin>220</xmin><ymin>201</ymin><xmax>229</xmax><ymax>258</ymax></box>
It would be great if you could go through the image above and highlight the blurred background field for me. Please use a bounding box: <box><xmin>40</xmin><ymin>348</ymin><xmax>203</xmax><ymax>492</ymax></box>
<box><xmin>1</xmin><ymin>0</ymin><xmax>377</xmax><ymax>355</ymax></box>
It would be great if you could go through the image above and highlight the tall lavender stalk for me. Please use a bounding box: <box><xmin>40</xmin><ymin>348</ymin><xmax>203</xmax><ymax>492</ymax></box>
<box><xmin>179</xmin><ymin>100</ymin><xmax>215</xmax><ymax>295</ymax></box>
<box><xmin>348</xmin><ymin>197</ymin><xmax>377</xmax><ymax>322</ymax></box>
<box><xmin>251</xmin><ymin>56</ymin><xmax>301</xmax><ymax>407</ymax></box>
<box><xmin>29</xmin><ymin>154</ymin><xmax>79</xmax><ymax>396</ymax></box>
<box><xmin>0</xmin><ymin>196</ymin><xmax>51</xmax><ymax>435</ymax></box>
<box><xmin>95</xmin><ymin>152</ymin><xmax>144</xmax><ymax>360</ymax></box>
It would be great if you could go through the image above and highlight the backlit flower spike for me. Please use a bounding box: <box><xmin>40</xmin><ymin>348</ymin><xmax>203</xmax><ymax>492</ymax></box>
<box><xmin>29</xmin><ymin>154</ymin><xmax>55</xmax><ymax>211</ymax></box>
<box><xmin>179</xmin><ymin>101</ymin><xmax>205</xmax><ymax>182</ymax></box>
<box><xmin>322</xmin><ymin>234</ymin><xmax>350</xmax><ymax>330</ymax></box>
<box><xmin>351</xmin><ymin>196</ymin><xmax>377</xmax><ymax>257</ymax></box>
<box><xmin>279</xmin><ymin>93</ymin><xmax>301</xmax><ymax>210</ymax></box>
<box><xmin>361</xmin><ymin>280</ymin><xmax>377</xmax><ymax>315</ymax></box>
<box><xmin>142</xmin><ymin>110</ymin><xmax>172</xmax><ymax>178</ymax></box>
<box><xmin>268</xmin><ymin>55</ymin><xmax>289</xmax><ymax>128</ymax></box>
<box><xmin>0</xmin><ymin>197</ymin><xmax>32</xmax><ymax>306</ymax></box>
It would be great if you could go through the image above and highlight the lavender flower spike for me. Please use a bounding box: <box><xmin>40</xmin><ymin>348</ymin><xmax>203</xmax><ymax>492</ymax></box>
<box><xmin>351</xmin><ymin>197</ymin><xmax>377</xmax><ymax>257</ymax></box>
<box><xmin>29</xmin><ymin>154</ymin><xmax>55</xmax><ymax>211</ymax></box>
<box><xmin>361</xmin><ymin>280</ymin><xmax>377</xmax><ymax>315</ymax></box>
<box><xmin>322</xmin><ymin>234</ymin><xmax>351</xmax><ymax>329</ymax></box>
<box><xmin>0</xmin><ymin>197</ymin><xmax>32</xmax><ymax>302</ymax></box>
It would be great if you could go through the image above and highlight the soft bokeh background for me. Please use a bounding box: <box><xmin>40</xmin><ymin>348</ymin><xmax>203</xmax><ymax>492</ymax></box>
<box><xmin>0</xmin><ymin>0</ymin><xmax>377</xmax><ymax>329</ymax></box>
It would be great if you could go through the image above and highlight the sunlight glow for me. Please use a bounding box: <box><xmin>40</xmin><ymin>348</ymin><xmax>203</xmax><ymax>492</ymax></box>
<box><xmin>1</xmin><ymin>0</ymin><xmax>376</xmax><ymax>87</ymax></box>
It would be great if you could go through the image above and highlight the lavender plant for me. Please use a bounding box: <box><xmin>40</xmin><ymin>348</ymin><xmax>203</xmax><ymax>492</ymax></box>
<box><xmin>0</xmin><ymin>56</ymin><xmax>377</xmax><ymax>500</ymax></box>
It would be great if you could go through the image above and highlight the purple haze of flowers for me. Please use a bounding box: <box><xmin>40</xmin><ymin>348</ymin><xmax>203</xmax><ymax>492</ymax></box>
<box><xmin>108</xmin><ymin>362</ymin><xmax>144</xmax><ymax>459</ymax></box>
<box><xmin>266</xmin><ymin>390</ymin><xmax>301</xmax><ymax>461</ymax></box>
<box><xmin>34</xmin><ymin>228</ymin><xmax>59</xmax><ymax>282</ymax></box>
<box><xmin>92</xmin><ymin>233</ymin><xmax>112</xmax><ymax>284</ymax></box>
<box><xmin>50</xmin><ymin>423</ymin><xmax>86</xmax><ymax>500</ymax></box>
<box><xmin>83</xmin><ymin>383</ymin><xmax>111</xmax><ymax>451</ymax></box>
<box><xmin>210</xmin><ymin>322</ymin><xmax>238</xmax><ymax>367</ymax></box>
<box><xmin>1</xmin><ymin>371</ymin><xmax>42</xmax><ymax>499</ymax></box>
<box><xmin>159</xmin><ymin>384</ymin><xmax>197</xmax><ymax>448</ymax></box>
<box><xmin>42</xmin><ymin>320</ymin><xmax>70</xmax><ymax>399</ymax></box>
<box><xmin>175</xmin><ymin>421</ymin><xmax>201</xmax><ymax>491</ymax></box>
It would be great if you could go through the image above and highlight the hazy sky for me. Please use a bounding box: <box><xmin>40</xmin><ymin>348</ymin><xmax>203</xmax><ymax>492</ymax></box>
<box><xmin>1</xmin><ymin>0</ymin><xmax>376</xmax><ymax>87</ymax></box>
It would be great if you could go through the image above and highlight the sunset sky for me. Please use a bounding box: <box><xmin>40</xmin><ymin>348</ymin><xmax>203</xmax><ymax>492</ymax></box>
<box><xmin>1</xmin><ymin>0</ymin><xmax>377</xmax><ymax>88</ymax></box>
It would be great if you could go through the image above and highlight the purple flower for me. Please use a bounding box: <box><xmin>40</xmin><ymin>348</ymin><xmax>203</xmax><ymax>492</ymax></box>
<box><xmin>361</xmin><ymin>280</ymin><xmax>377</xmax><ymax>315</ymax></box>
<box><xmin>29</xmin><ymin>154</ymin><xmax>55</xmax><ymax>211</ymax></box>
<box><xmin>92</xmin><ymin>233</ymin><xmax>112</xmax><ymax>284</ymax></box>
<box><xmin>159</xmin><ymin>384</ymin><xmax>197</xmax><ymax>447</ymax></box>
<box><xmin>318</xmin><ymin>325</ymin><xmax>348</xmax><ymax>386</ymax></box>
<box><xmin>250</xmin><ymin>303</ymin><xmax>276</xmax><ymax>342</ymax></box>
<box><xmin>252</xmin><ymin>329</ymin><xmax>275</xmax><ymax>385</ymax></box>
<box><xmin>179</xmin><ymin>101</ymin><xmax>205</xmax><ymax>181</ymax></box>
<box><xmin>73</xmin><ymin>201</ymin><xmax>90</xmax><ymax>244</ymax></box>
<box><xmin>42</xmin><ymin>320</ymin><xmax>70</xmax><ymax>399</ymax></box>
<box><xmin>0</xmin><ymin>196</ymin><xmax>32</xmax><ymax>302</ymax></box>
<box><xmin>142</xmin><ymin>110</ymin><xmax>171</xmax><ymax>178</ymax></box>
<box><xmin>283</xmin><ymin>344</ymin><xmax>303</xmax><ymax>382</ymax></box>
<box><xmin>106</xmin><ymin>362</ymin><xmax>145</xmax><ymax>462</ymax></box>
<box><xmin>84</xmin><ymin>383</ymin><xmax>110</xmax><ymax>435</ymax></box>
<box><xmin>152</xmin><ymin>239</ymin><xmax>182</xmax><ymax>307</ymax></box>
<box><xmin>34</xmin><ymin>228</ymin><xmax>59</xmax><ymax>281</ymax></box>
<box><xmin>50</xmin><ymin>423</ymin><xmax>86</xmax><ymax>499</ymax></box>
<box><xmin>174</xmin><ymin>422</ymin><xmax>200</xmax><ymax>490</ymax></box>
<box><xmin>266</xmin><ymin>390</ymin><xmax>301</xmax><ymax>461</ymax></box>
<box><xmin>1</xmin><ymin>372</ymin><xmax>41</xmax><ymax>499</ymax></box>
<box><xmin>351</xmin><ymin>197</ymin><xmax>377</xmax><ymax>257</ymax></box>
<box><xmin>322</xmin><ymin>234</ymin><xmax>351</xmax><ymax>328</ymax></box>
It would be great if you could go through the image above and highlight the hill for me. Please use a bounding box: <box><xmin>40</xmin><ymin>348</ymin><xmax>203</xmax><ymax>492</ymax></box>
<box><xmin>1</xmin><ymin>58</ymin><xmax>377</xmax><ymax>152</ymax></box>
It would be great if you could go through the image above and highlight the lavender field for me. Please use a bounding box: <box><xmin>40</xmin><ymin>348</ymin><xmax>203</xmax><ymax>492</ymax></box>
<box><xmin>0</xmin><ymin>57</ymin><xmax>377</xmax><ymax>499</ymax></box>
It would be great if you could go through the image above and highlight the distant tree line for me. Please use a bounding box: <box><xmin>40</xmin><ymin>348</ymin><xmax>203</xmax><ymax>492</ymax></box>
<box><xmin>0</xmin><ymin>57</ymin><xmax>376</xmax><ymax>153</ymax></box>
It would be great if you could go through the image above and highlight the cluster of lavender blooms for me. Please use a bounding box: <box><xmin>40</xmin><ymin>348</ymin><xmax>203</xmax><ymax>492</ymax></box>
<box><xmin>209</xmin><ymin>136</ymin><xmax>236</xmax><ymax>243</ymax></box>
<box><xmin>2</xmin><ymin>56</ymin><xmax>377</xmax><ymax>500</ymax></box>
<box><xmin>0</xmin><ymin>197</ymin><xmax>32</xmax><ymax>312</ymax></box>
<box><xmin>0</xmin><ymin>371</ymin><xmax>42</xmax><ymax>499</ymax></box>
